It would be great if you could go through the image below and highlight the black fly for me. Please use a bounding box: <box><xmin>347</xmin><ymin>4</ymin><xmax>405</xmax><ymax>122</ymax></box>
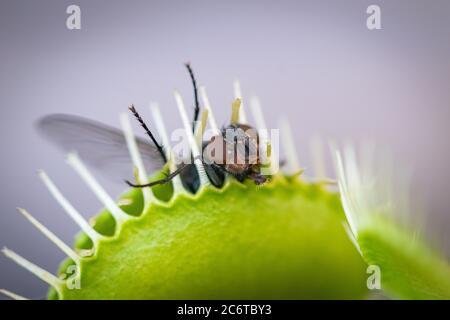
<box><xmin>38</xmin><ymin>64</ymin><xmax>268</xmax><ymax>193</ymax></box>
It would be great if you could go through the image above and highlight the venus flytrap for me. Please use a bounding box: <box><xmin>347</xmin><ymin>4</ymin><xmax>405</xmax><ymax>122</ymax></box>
<box><xmin>2</xmin><ymin>96</ymin><xmax>365</xmax><ymax>300</ymax></box>
<box><xmin>2</xmin><ymin>80</ymin><xmax>447</xmax><ymax>300</ymax></box>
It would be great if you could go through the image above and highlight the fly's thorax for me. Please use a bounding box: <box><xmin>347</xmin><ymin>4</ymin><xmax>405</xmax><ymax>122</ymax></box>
<box><xmin>202</xmin><ymin>123</ymin><xmax>261</xmax><ymax>174</ymax></box>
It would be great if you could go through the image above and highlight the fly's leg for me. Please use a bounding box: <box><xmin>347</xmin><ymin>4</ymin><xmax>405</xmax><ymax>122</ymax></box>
<box><xmin>247</xmin><ymin>171</ymin><xmax>268</xmax><ymax>185</ymax></box>
<box><xmin>125</xmin><ymin>163</ymin><xmax>189</xmax><ymax>188</ymax></box>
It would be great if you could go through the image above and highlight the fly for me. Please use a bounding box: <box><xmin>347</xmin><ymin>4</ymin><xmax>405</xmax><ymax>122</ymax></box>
<box><xmin>38</xmin><ymin>64</ymin><xmax>269</xmax><ymax>193</ymax></box>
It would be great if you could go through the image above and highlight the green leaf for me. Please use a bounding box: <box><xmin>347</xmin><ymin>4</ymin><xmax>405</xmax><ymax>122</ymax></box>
<box><xmin>357</xmin><ymin>216</ymin><xmax>450</xmax><ymax>299</ymax></box>
<box><xmin>51</xmin><ymin>177</ymin><xmax>368</xmax><ymax>299</ymax></box>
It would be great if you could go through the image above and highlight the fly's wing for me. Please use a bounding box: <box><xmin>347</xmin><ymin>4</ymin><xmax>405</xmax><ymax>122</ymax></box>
<box><xmin>37</xmin><ymin>114</ymin><xmax>166</xmax><ymax>182</ymax></box>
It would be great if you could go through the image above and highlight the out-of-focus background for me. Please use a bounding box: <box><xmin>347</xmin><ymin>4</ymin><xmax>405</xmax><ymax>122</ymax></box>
<box><xmin>1</xmin><ymin>0</ymin><xmax>449</xmax><ymax>299</ymax></box>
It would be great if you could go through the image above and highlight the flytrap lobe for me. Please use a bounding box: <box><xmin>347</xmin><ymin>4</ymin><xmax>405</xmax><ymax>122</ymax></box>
<box><xmin>2</xmin><ymin>68</ymin><xmax>450</xmax><ymax>300</ymax></box>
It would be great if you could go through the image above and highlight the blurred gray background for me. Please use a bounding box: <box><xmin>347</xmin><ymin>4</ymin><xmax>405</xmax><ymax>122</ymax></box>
<box><xmin>1</xmin><ymin>0</ymin><xmax>449</xmax><ymax>299</ymax></box>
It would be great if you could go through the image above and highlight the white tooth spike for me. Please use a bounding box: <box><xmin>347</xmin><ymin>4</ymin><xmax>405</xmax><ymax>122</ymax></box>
<box><xmin>342</xmin><ymin>222</ymin><xmax>362</xmax><ymax>256</ymax></box>
<box><xmin>150</xmin><ymin>103</ymin><xmax>184</xmax><ymax>194</ymax></box>
<box><xmin>310</xmin><ymin>136</ymin><xmax>327</xmax><ymax>181</ymax></box>
<box><xmin>342</xmin><ymin>144</ymin><xmax>364</xmax><ymax>217</ymax></box>
<box><xmin>343</xmin><ymin>144</ymin><xmax>361</xmax><ymax>196</ymax></box>
<box><xmin>249</xmin><ymin>96</ymin><xmax>267</xmax><ymax>134</ymax></box>
<box><xmin>233</xmin><ymin>79</ymin><xmax>248</xmax><ymax>124</ymax></box>
<box><xmin>66</xmin><ymin>153</ymin><xmax>130</xmax><ymax>225</ymax></box>
<box><xmin>119</xmin><ymin>112</ymin><xmax>156</xmax><ymax>208</ymax></box>
<box><xmin>38</xmin><ymin>170</ymin><xmax>104</xmax><ymax>244</ymax></box>
<box><xmin>231</xmin><ymin>99</ymin><xmax>241</xmax><ymax>125</ymax></box>
<box><xmin>17</xmin><ymin>208</ymin><xmax>79</xmax><ymax>264</ymax></box>
<box><xmin>279</xmin><ymin>117</ymin><xmax>301</xmax><ymax>174</ymax></box>
<box><xmin>332</xmin><ymin>148</ymin><xmax>359</xmax><ymax>238</ymax></box>
<box><xmin>194</xmin><ymin>110</ymin><xmax>209</xmax><ymax>147</ymax></box>
<box><xmin>174</xmin><ymin>90</ymin><xmax>209</xmax><ymax>187</ymax></box>
<box><xmin>199</xmin><ymin>86</ymin><xmax>220</xmax><ymax>135</ymax></box>
<box><xmin>2</xmin><ymin>247</ymin><xmax>63</xmax><ymax>293</ymax></box>
<box><xmin>0</xmin><ymin>289</ymin><xmax>29</xmax><ymax>300</ymax></box>
<box><xmin>250</xmin><ymin>96</ymin><xmax>273</xmax><ymax>168</ymax></box>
